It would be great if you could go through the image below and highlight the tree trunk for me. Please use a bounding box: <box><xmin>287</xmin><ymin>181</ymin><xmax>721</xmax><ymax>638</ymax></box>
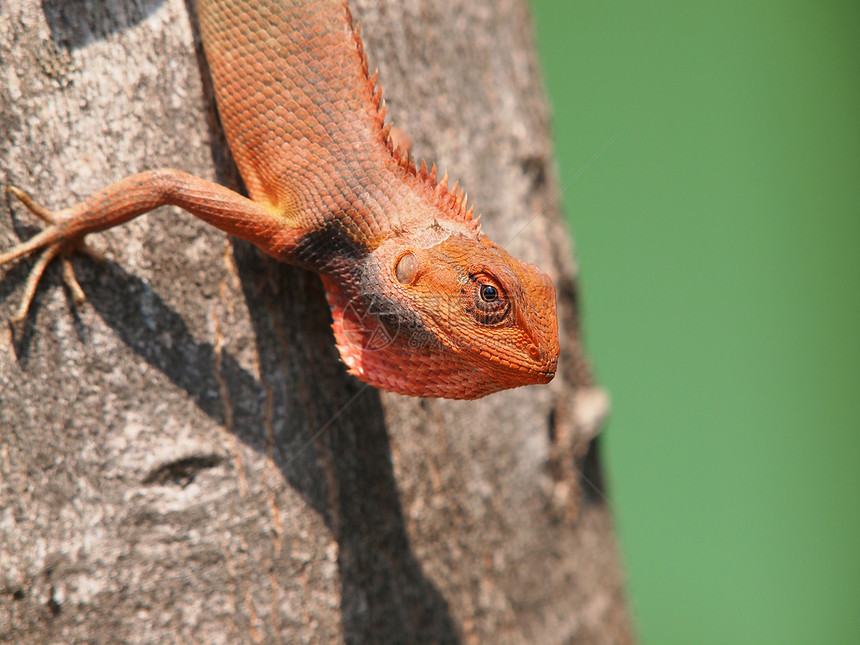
<box><xmin>0</xmin><ymin>0</ymin><xmax>633</xmax><ymax>642</ymax></box>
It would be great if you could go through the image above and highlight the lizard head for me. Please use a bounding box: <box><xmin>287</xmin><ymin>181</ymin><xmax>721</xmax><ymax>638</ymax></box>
<box><xmin>323</xmin><ymin>224</ymin><xmax>559</xmax><ymax>399</ymax></box>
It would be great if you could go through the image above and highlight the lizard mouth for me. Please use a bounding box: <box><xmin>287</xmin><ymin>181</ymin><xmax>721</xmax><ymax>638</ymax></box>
<box><xmin>526</xmin><ymin>368</ymin><xmax>556</xmax><ymax>384</ymax></box>
<box><xmin>478</xmin><ymin>348</ymin><xmax>557</xmax><ymax>382</ymax></box>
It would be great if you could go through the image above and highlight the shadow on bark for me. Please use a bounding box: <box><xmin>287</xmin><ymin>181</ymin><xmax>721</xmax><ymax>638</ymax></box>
<box><xmin>10</xmin><ymin>249</ymin><xmax>459</xmax><ymax>643</ymax></box>
<box><xmin>43</xmin><ymin>0</ymin><xmax>166</xmax><ymax>50</ymax></box>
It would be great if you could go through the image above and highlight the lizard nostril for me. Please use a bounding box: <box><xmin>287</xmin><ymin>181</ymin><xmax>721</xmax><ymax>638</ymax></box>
<box><xmin>527</xmin><ymin>344</ymin><xmax>540</xmax><ymax>360</ymax></box>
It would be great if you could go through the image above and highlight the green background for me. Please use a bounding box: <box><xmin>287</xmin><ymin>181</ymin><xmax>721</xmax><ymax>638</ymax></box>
<box><xmin>530</xmin><ymin>1</ymin><xmax>859</xmax><ymax>643</ymax></box>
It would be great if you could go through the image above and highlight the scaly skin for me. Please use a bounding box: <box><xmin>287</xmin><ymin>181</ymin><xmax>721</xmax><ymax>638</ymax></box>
<box><xmin>0</xmin><ymin>0</ymin><xmax>559</xmax><ymax>399</ymax></box>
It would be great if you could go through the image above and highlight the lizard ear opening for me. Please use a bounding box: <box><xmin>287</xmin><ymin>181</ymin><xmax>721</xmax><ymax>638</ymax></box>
<box><xmin>395</xmin><ymin>251</ymin><xmax>418</xmax><ymax>284</ymax></box>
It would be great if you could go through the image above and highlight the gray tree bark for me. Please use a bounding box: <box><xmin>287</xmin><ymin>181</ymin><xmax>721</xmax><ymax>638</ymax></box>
<box><xmin>0</xmin><ymin>0</ymin><xmax>633</xmax><ymax>643</ymax></box>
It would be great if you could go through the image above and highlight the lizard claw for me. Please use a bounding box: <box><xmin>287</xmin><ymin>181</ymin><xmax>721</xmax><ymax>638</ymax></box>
<box><xmin>5</xmin><ymin>185</ymin><xmax>56</xmax><ymax>225</ymax></box>
<box><xmin>2</xmin><ymin>185</ymin><xmax>101</xmax><ymax>324</ymax></box>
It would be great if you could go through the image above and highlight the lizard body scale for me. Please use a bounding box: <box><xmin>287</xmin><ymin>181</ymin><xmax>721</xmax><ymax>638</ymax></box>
<box><xmin>0</xmin><ymin>0</ymin><xmax>559</xmax><ymax>399</ymax></box>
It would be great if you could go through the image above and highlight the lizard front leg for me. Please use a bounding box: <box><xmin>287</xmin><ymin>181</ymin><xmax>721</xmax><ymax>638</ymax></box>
<box><xmin>1</xmin><ymin>169</ymin><xmax>300</xmax><ymax>323</ymax></box>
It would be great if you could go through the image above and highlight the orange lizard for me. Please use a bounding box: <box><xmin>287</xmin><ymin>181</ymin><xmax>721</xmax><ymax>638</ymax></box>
<box><xmin>0</xmin><ymin>0</ymin><xmax>558</xmax><ymax>399</ymax></box>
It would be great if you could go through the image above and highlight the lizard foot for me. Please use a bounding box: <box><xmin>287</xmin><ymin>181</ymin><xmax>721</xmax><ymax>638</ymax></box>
<box><xmin>1</xmin><ymin>186</ymin><xmax>106</xmax><ymax>325</ymax></box>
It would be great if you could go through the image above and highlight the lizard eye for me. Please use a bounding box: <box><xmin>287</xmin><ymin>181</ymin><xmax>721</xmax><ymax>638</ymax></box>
<box><xmin>480</xmin><ymin>284</ymin><xmax>498</xmax><ymax>302</ymax></box>
<box><xmin>467</xmin><ymin>273</ymin><xmax>510</xmax><ymax>325</ymax></box>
